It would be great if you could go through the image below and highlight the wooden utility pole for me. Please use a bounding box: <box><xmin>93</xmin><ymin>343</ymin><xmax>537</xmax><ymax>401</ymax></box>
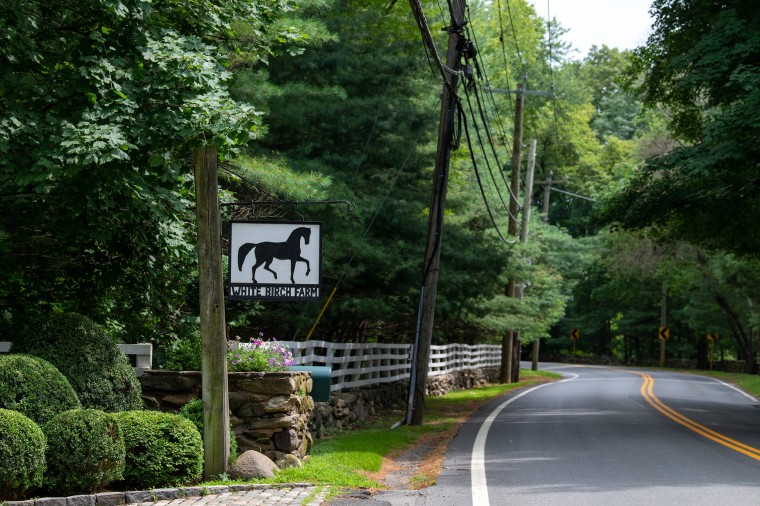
<box><xmin>194</xmin><ymin>146</ymin><xmax>230</xmax><ymax>479</ymax></box>
<box><xmin>409</xmin><ymin>0</ymin><xmax>466</xmax><ymax>426</ymax></box>
<box><xmin>502</xmin><ymin>79</ymin><xmax>526</xmax><ymax>384</ymax></box>
<box><xmin>491</xmin><ymin>78</ymin><xmax>555</xmax><ymax>383</ymax></box>
<box><xmin>542</xmin><ymin>171</ymin><xmax>553</xmax><ymax>223</ymax></box>
<box><xmin>519</xmin><ymin>140</ymin><xmax>540</xmax><ymax>371</ymax></box>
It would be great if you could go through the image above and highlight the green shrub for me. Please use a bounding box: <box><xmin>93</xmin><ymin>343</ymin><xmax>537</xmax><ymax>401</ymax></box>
<box><xmin>12</xmin><ymin>312</ymin><xmax>143</xmax><ymax>412</ymax></box>
<box><xmin>179</xmin><ymin>398</ymin><xmax>237</xmax><ymax>462</ymax></box>
<box><xmin>114</xmin><ymin>410</ymin><xmax>203</xmax><ymax>489</ymax></box>
<box><xmin>0</xmin><ymin>354</ymin><xmax>81</xmax><ymax>425</ymax></box>
<box><xmin>0</xmin><ymin>409</ymin><xmax>46</xmax><ymax>500</ymax></box>
<box><xmin>43</xmin><ymin>409</ymin><xmax>125</xmax><ymax>495</ymax></box>
<box><xmin>162</xmin><ymin>333</ymin><xmax>202</xmax><ymax>371</ymax></box>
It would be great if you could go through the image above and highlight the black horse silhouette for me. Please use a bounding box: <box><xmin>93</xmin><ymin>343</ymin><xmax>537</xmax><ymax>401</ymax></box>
<box><xmin>237</xmin><ymin>227</ymin><xmax>311</xmax><ymax>284</ymax></box>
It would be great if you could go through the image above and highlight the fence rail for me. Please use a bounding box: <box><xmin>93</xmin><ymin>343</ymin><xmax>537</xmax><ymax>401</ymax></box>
<box><xmin>0</xmin><ymin>340</ymin><xmax>501</xmax><ymax>392</ymax></box>
<box><xmin>280</xmin><ymin>340</ymin><xmax>501</xmax><ymax>392</ymax></box>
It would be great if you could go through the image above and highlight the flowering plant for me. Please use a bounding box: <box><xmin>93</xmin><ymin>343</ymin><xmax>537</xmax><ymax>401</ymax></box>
<box><xmin>227</xmin><ymin>334</ymin><xmax>295</xmax><ymax>372</ymax></box>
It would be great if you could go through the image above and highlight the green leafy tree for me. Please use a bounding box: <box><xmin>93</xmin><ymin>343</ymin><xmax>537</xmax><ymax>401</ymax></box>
<box><xmin>598</xmin><ymin>0</ymin><xmax>760</xmax><ymax>255</ymax></box>
<box><xmin>0</xmin><ymin>0</ymin><xmax>317</xmax><ymax>340</ymax></box>
<box><xmin>232</xmin><ymin>0</ymin><xmax>444</xmax><ymax>342</ymax></box>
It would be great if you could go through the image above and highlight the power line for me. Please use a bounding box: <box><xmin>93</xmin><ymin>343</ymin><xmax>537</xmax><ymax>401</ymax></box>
<box><xmin>462</xmin><ymin>78</ymin><xmax>516</xmax><ymax>220</ymax></box>
<box><xmin>465</xmin><ymin>13</ymin><xmax>513</xmax><ymax>161</ymax></box>
<box><xmin>470</xmin><ymin>63</ymin><xmax>517</xmax><ymax>202</ymax></box>
<box><xmin>459</xmin><ymin>97</ymin><xmax>515</xmax><ymax>245</ymax></box>
<box><xmin>550</xmin><ymin>186</ymin><xmax>595</xmax><ymax>201</ymax></box>
<box><xmin>496</xmin><ymin>0</ymin><xmax>515</xmax><ymax>115</ymax></box>
<box><xmin>503</xmin><ymin>0</ymin><xmax>526</xmax><ymax>76</ymax></box>
<box><xmin>459</xmin><ymin>13</ymin><xmax>521</xmax><ymax>210</ymax></box>
<box><xmin>409</xmin><ymin>0</ymin><xmax>465</xmax><ymax>84</ymax></box>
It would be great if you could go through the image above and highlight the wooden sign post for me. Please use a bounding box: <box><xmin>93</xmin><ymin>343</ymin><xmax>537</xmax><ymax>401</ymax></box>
<box><xmin>194</xmin><ymin>146</ymin><xmax>230</xmax><ymax>479</ymax></box>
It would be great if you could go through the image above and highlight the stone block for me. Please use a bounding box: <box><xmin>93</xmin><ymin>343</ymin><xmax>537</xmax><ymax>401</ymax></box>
<box><xmin>35</xmin><ymin>498</ymin><xmax>67</xmax><ymax>506</ymax></box>
<box><xmin>203</xmin><ymin>485</ymin><xmax>229</xmax><ymax>495</ymax></box>
<box><xmin>139</xmin><ymin>371</ymin><xmax>201</xmax><ymax>392</ymax></box>
<box><xmin>66</xmin><ymin>496</ymin><xmax>95</xmax><ymax>506</ymax></box>
<box><xmin>236</xmin><ymin>376</ymin><xmax>297</xmax><ymax>395</ymax></box>
<box><xmin>276</xmin><ymin>453</ymin><xmax>303</xmax><ymax>469</ymax></box>
<box><xmin>237</xmin><ymin>402</ymin><xmax>265</xmax><ymax>417</ymax></box>
<box><xmin>124</xmin><ymin>491</ymin><xmax>151</xmax><ymax>503</ymax></box>
<box><xmin>228</xmin><ymin>450</ymin><xmax>279</xmax><ymax>480</ymax></box>
<box><xmin>177</xmin><ymin>487</ymin><xmax>205</xmax><ymax>498</ymax></box>
<box><xmin>264</xmin><ymin>395</ymin><xmax>297</xmax><ymax>413</ymax></box>
<box><xmin>274</xmin><ymin>428</ymin><xmax>300</xmax><ymax>452</ymax></box>
<box><xmin>94</xmin><ymin>492</ymin><xmax>126</xmax><ymax>506</ymax></box>
<box><xmin>151</xmin><ymin>489</ymin><xmax>179</xmax><ymax>500</ymax></box>
<box><xmin>229</xmin><ymin>391</ymin><xmax>267</xmax><ymax>410</ymax></box>
<box><xmin>162</xmin><ymin>392</ymin><xmax>198</xmax><ymax>408</ymax></box>
<box><xmin>245</xmin><ymin>415</ymin><xmax>295</xmax><ymax>430</ymax></box>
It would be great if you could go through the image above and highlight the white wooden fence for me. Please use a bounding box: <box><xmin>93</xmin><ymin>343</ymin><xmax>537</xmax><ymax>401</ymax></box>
<box><xmin>0</xmin><ymin>340</ymin><xmax>501</xmax><ymax>392</ymax></box>
<box><xmin>280</xmin><ymin>340</ymin><xmax>501</xmax><ymax>392</ymax></box>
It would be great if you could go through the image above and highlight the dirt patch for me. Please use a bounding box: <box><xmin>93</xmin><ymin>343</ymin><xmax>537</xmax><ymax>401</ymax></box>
<box><xmin>364</xmin><ymin>401</ymin><xmax>477</xmax><ymax>490</ymax></box>
<box><xmin>366</xmin><ymin>427</ymin><xmax>456</xmax><ymax>490</ymax></box>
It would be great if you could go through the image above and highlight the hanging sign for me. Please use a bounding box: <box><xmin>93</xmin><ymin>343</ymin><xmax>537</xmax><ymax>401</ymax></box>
<box><xmin>228</xmin><ymin>221</ymin><xmax>322</xmax><ymax>301</ymax></box>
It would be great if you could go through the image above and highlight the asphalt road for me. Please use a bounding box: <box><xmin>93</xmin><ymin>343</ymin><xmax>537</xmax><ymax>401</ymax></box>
<box><xmin>403</xmin><ymin>363</ymin><xmax>760</xmax><ymax>506</ymax></box>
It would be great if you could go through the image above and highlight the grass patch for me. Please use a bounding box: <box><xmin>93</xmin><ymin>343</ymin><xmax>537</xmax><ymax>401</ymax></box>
<box><xmin>272</xmin><ymin>421</ymin><xmax>432</xmax><ymax>488</ymax></box>
<box><xmin>198</xmin><ymin>369</ymin><xmax>562</xmax><ymax>491</ymax></box>
<box><xmin>685</xmin><ymin>370</ymin><xmax>760</xmax><ymax>398</ymax></box>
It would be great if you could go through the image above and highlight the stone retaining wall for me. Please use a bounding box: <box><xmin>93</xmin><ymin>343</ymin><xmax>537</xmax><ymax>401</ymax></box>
<box><xmin>138</xmin><ymin>367</ymin><xmax>500</xmax><ymax>461</ymax></box>
<box><xmin>307</xmin><ymin>367</ymin><xmax>500</xmax><ymax>437</ymax></box>
<box><xmin>139</xmin><ymin>370</ymin><xmax>313</xmax><ymax>468</ymax></box>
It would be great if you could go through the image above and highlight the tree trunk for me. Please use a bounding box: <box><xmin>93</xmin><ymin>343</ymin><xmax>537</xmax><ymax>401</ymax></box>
<box><xmin>714</xmin><ymin>294</ymin><xmax>755</xmax><ymax>374</ymax></box>
<box><xmin>696</xmin><ymin>332</ymin><xmax>709</xmax><ymax>370</ymax></box>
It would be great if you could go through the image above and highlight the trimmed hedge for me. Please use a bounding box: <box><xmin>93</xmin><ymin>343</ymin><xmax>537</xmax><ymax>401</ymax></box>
<box><xmin>115</xmin><ymin>410</ymin><xmax>203</xmax><ymax>489</ymax></box>
<box><xmin>179</xmin><ymin>398</ymin><xmax>237</xmax><ymax>462</ymax></box>
<box><xmin>43</xmin><ymin>409</ymin><xmax>125</xmax><ymax>495</ymax></box>
<box><xmin>12</xmin><ymin>312</ymin><xmax>143</xmax><ymax>412</ymax></box>
<box><xmin>0</xmin><ymin>354</ymin><xmax>81</xmax><ymax>425</ymax></box>
<box><xmin>0</xmin><ymin>409</ymin><xmax>46</xmax><ymax>500</ymax></box>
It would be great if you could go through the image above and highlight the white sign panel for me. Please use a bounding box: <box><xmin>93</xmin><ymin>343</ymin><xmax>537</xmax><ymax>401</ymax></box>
<box><xmin>228</xmin><ymin>221</ymin><xmax>322</xmax><ymax>301</ymax></box>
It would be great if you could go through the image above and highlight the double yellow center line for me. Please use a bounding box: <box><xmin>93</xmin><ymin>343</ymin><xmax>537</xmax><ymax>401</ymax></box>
<box><xmin>632</xmin><ymin>371</ymin><xmax>760</xmax><ymax>461</ymax></box>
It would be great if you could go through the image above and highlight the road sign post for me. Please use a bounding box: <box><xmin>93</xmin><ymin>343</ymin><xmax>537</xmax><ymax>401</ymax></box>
<box><xmin>658</xmin><ymin>326</ymin><xmax>670</xmax><ymax>367</ymax></box>
<box><xmin>570</xmin><ymin>328</ymin><xmax>580</xmax><ymax>363</ymax></box>
<box><xmin>707</xmin><ymin>333</ymin><xmax>720</xmax><ymax>370</ymax></box>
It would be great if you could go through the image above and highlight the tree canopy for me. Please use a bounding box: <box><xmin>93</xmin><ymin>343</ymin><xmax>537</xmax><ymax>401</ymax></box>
<box><xmin>2</xmin><ymin>0</ymin><xmax>757</xmax><ymax>375</ymax></box>
<box><xmin>0</xmin><ymin>0</ymin><xmax>318</xmax><ymax>338</ymax></box>
<box><xmin>597</xmin><ymin>0</ymin><xmax>760</xmax><ymax>255</ymax></box>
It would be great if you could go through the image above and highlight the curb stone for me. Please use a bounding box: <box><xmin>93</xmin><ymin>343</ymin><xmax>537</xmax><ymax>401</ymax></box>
<box><xmin>94</xmin><ymin>493</ymin><xmax>125</xmax><ymax>506</ymax></box>
<box><xmin>36</xmin><ymin>500</ymin><xmax>67</xmax><ymax>506</ymax></box>
<box><xmin>66</xmin><ymin>496</ymin><xmax>95</xmax><ymax>506</ymax></box>
<box><xmin>3</xmin><ymin>484</ymin><xmax>323</xmax><ymax>506</ymax></box>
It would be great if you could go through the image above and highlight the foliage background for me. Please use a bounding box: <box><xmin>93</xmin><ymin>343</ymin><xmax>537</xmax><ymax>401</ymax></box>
<box><xmin>1</xmin><ymin>0</ymin><xmax>758</xmax><ymax>371</ymax></box>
